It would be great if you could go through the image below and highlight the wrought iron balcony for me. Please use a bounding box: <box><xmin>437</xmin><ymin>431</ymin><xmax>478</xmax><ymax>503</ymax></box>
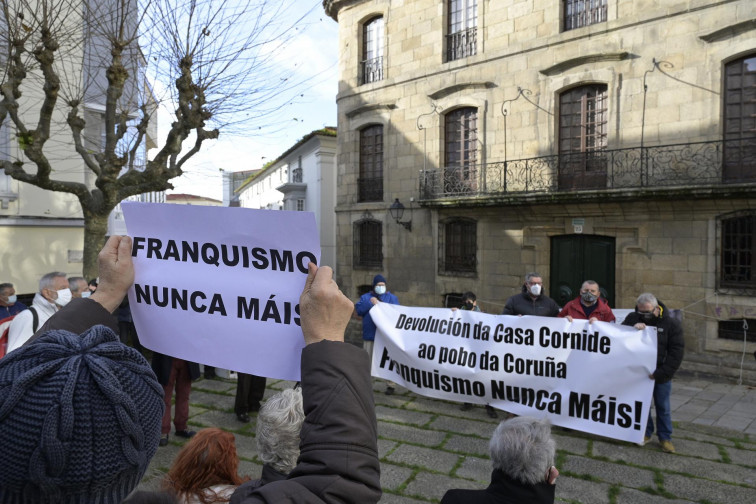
<box><xmin>564</xmin><ymin>0</ymin><xmax>608</xmax><ymax>31</ymax></box>
<box><xmin>446</xmin><ymin>27</ymin><xmax>477</xmax><ymax>62</ymax></box>
<box><xmin>420</xmin><ymin>138</ymin><xmax>756</xmax><ymax>201</ymax></box>
<box><xmin>358</xmin><ymin>176</ymin><xmax>384</xmax><ymax>202</ymax></box>
<box><xmin>360</xmin><ymin>56</ymin><xmax>383</xmax><ymax>85</ymax></box>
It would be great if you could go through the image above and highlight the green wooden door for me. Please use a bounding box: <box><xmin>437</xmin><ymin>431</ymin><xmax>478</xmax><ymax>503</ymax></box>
<box><xmin>550</xmin><ymin>235</ymin><xmax>616</xmax><ymax>307</ymax></box>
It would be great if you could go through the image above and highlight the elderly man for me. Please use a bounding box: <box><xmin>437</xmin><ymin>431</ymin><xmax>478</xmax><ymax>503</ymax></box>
<box><xmin>0</xmin><ymin>282</ymin><xmax>27</xmax><ymax>319</ymax></box>
<box><xmin>6</xmin><ymin>272</ymin><xmax>71</xmax><ymax>353</ymax></box>
<box><xmin>622</xmin><ymin>293</ymin><xmax>684</xmax><ymax>453</ymax></box>
<box><xmin>441</xmin><ymin>417</ymin><xmax>559</xmax><ymax>503</ymax></box>
<box><xmin>68</xmin><ymin>276</ymin><xmax>91</xmax><ymax>299</ymax></box>
<box><xmin>502</xmin><ymin>272</ymin><xmax>559</xmax><ymax>317</ymax></box>
<box><xmin>558</xmin><ymin>280</ymin><xmax>615</xmax><ymax>323</ymax></box>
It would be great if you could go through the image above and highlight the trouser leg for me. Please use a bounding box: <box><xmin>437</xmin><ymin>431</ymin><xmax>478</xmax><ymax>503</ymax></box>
<box><xmin>654</xmin><ymin>381</ymin><xmax>673</xmax><ymax>441</ymax></box>
<box><xmin>173</xmin><ymin>359</ymin><xmax>192</xmax><ymax>431</ymax></box>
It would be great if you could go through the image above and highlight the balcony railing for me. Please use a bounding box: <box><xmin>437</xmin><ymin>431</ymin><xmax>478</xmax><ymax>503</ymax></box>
<box><xmin>358</xmin><ymin>176</ymin><xmax>384</xmax><ymax>202</ymax></box>
<box><xmin>564</xmin><ymin>0</ymin><xmax>607</xmax><ymax>31</ymax></box>
<box><xmin>420</xmin><ymin>138</ymin><xmax>756</xmax><ymax>200</ymax></box>
<box><xmin>446</xmin><ymin>27</ymin><xmax>477</xmax><ymax>62</ymax></box>
<box><xmin>360</xmin><ymin>56</ymin><xmax>383</xmax><ymax>84</ymax></box>
<box><xmin>291</xmin><ymin>167</ymin><xmax>303</xmax><ymax>183</ymax></box>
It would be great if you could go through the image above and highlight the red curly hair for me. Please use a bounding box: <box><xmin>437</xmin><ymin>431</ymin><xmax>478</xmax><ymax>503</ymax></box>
<box><xmin>163</xmin><ymin>428</ymin><xmax>247</xmax><ymax>503</ymax></box>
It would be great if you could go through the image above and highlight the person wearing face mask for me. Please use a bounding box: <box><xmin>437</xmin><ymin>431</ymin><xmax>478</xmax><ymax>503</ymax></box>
<box><xmin>355</xmin><ymin>274</ymin><xmax>400</xmax><ymax>394</ymax></box>
<box><xmin>501</xmin><ymin>272</ymin><xmax>559</xmax><ymax>317</ymax></box>
<box><xmin>6</xmin><ymin>272</ymin><xmax>71</xmax><ymax>354</ymax></box>
<box><xmin>622</xmin><ymin>293</ymin><xmax>684</xmax><ymax>454</ymax></box>
<box><xmin>0</xmin><ymin>283</ymin><xmax>27</xmax><ymax>318</ymax></box>
<box><xmin>68</xmin><ymin>276</ymin><xmax>91</xmax><ymax>299</ymax></box>
<box><xmin>558</xmin><ymin>280</ymin><xmax>615</xmax><ymax>323</ymax></box>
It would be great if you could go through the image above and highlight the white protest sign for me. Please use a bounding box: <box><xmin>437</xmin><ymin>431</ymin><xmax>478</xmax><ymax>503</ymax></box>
<box><xmin>121</xmin><ymin>202</ymin><xmax>319</xmax><ymax>381</ymax></box>
<box><xmin>370</xmin><ymin>304</ymin><xmax>657</xmax><ymax>443</ymax></box>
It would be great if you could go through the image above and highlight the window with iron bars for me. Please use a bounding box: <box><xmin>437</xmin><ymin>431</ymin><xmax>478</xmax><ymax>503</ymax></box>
<box><xmin>720</xmin><ymin>212</ymin><xmax>756</xmax><ymax>289</ymax></box>
<box><xmin>361</xmin><ymin>16</ymin><xmax>384</xmax><ymax>84</ymax></box>
<box><xmin>447</xmin><ymin>0</ymin><xmax>477</xmax><ymax>61</ymax></box>
<box><xmin>723</xmin><ymin>53</ymin><xmax>756</xmax><ymax>183</ymax></box>
<box><xmin>354</xmin><ymin>219</ymin><xmax>383</xmax><ymax>269</ymax></box>
<box><xmin>563</xmin><ymin>0</ymin><xmax>607</xmax><ymax>32</ymax></box>
<box><xmin>359</xmin><ymin>125</ymin><xmax>384</xmax><ymax>201</ymax></box>
<box><xmin>439</xmin><ymin>218</ymin><xmax>477</xmax><ymax>275</ymax></box>
<box><xmin>444</xmin><ymin>108</ymin><xmax>478</xmax><ymax>194</ymax></box>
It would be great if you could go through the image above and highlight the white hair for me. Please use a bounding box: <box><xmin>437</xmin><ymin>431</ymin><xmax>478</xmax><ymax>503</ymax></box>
<box><xmin>489</xmin><ymin>416</ymin><xmax>555</xmax><ymax>486</ymax></box>
<box><xmin>39</xmin><ymin>272</ymin><xmax>66</xmax><ymax>292</ymax></box>
<box><xmin>256</xmin><ymin>387</ymin><xmax>304</xmax><ymax>474</ymax></box>
<box><xmin>636</xmin><ymin>292</ymin><xmax>658</xmax><ymax>308</ymax></box>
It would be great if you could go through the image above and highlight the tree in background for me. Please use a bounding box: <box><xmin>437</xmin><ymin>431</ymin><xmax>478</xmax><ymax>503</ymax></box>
<box><xmin>0</xmin><ymin>0</ymin><xmax>311</xmax><ymax>278</ymax></box>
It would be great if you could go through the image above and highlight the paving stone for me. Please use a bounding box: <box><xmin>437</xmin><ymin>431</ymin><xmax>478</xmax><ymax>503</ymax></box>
<box><xmin>379</xmin><ymin>438</ymin><xmax>399</xmax><ymax>458</ymax></box>
<box><xmin>191</xmin><ymin>408</ymin><xmax>257</xmax><ymax>433</ymax></box>
<box><xmin>375</xmin><ymin>392</ymin><xmax>415</xmax><ymax>408</ymax></box>
<box><xmin>562</xmin><ymin>454</ymin><xmax>656</xmax><ymax>488</ymax></box>
<box><xmin>380</xmin><ymin>462</ymin><xmax>415</xmax><ymax>491</ymax></box>
<box><xmin>673</xmin><ymin>428</ymin><xmax>739</xmax><ymax>447</ymax></box>
<box><xmin>189</xmin><ymin>390</ymin><xmax>236</xmax><ymax>411</ymax></box>
<box><xmin>663</xmin><ymin>474</ymin><xmax>756</xmax><ymax>503</ymax></box>
<box><xmin>428</xmin><ymin>415</ymin><xmax>497</xmax><ymax>437</ymax></box>
<box><xmin>552</xmin><ymin>432</ymin><xmax>591</xmax><ymax>455</ymax></box>
<box><xmin>193</xmin><ymin>378</ymin><xmax>237</xmax><ymax>394</ymax></box>
<box><xmin>385</xmin><ymin>444</ymin><xmax>460</xmax><ymax>473</ymax></box>
<box><xmin>668</xmin><ymin>438</ymin><xmax>724</xmax><ymax>461</ymax></box>
<box><xmin>555</xmin><ymin>475</ymin><xmax>611</xmax><ymax>504</ymax></box>
<box><xmin>267</xmin><ymin>379</ymin><xmax>298</xmax><ymax>391</ymax></box>
<box><xmin>378</xmin><ymin>493</ymin><xmax>430</xmax><ymax>504</ymax></box>
<box><xmin>444</xmin><ymin>434</ymin><xmax>490</xmax><ymax>457</ymax></box>
<box><xmin>592</xmin><ymin>440</ymin><xmax>756</xmax><ymax>485</ymax></box>
<box><xmin>233</xmin><ymin>432</ymin><xmax>258</xmax><ymax>461</ymax></box>
<box><xmin>713</xmin><ymin>414</ymin><xmax>756</xmax><ymax>431</ymax></box>
<box><xmin>239</xmin><ymin>459</ymin><xmax>263</xmax><ymax>480</ymax></box>
<box><xmin>615</xmin><ymin>487</ymin><xmax>696</xmax><ymax>504</ymax></box>
<box><xmin>404</xmin><ymin>472</ymin><xmax>482</xmax><ymax>501</ymax></box>
<box><xmin>404</xmin><ymin>395</ymin><xmax>466</xmax><ymax>416</ymax></box>
<box><xmin>378</xmin><ymin>420</ymin><xmax>447</xmax><ymax>446</ymax></box>
<box><xmin>376</xmin><ymin>405</ymin><xmax>433</xmax><ymax>426</ymax></box>
<box><xmin>454</xmin><ymin>455</ymin><xmax>491</xmax><ymax>482</ymax></box>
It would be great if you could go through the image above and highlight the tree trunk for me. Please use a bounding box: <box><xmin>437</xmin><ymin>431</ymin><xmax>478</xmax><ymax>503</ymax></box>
<box><xmin>82</xmin><ymin>211</ymin><xmax>110</xmax><ymax>282</ymax></box>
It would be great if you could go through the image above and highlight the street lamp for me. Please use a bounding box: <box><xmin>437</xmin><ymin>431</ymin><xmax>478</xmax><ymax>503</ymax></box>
<box><xmin>389</xmin><ymin>198</ymin><xmax>412</xmax><ymax>232</ymax></box>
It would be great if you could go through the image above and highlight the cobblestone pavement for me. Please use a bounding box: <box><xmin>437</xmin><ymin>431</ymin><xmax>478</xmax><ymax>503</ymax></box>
<box><xmin>136</xmin><ymin>372</ymin><xmax>756</xmax><ymax>503</ymax></box>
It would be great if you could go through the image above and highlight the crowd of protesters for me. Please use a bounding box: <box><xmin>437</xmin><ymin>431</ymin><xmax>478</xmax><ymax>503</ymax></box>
<box><xmin>0</xmin><ymin>238</ymin><xmax>682</xmax><ymax>503</ymax></box>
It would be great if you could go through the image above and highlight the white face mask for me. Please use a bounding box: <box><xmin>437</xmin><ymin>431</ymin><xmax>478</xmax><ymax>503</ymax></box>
<box><xmin>4</xmin><ymin>294</ymin><xmax>17</xmax><ymax>304</ymax></box>
<box><xmin>54</xmin><ymin>288</ymin><xmax>73</xmax><ymax>307</ymax></box>
<box><xmin>81</xmin><ymin>291</ymin><xmax>91</xmax><ymax>299</ymax></box>
<box><xmin>374</xmin><ymin>285</ymin><xmax>386</xmax><ymax>295</ymax></box>
<box><xmin>529</xmin><ymin>284</ymin><xmax>542</xmax><ymax>296</ymax></box>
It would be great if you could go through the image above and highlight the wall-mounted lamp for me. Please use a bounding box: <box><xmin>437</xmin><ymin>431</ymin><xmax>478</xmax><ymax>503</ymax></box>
<box><xmin>389</xmin><ymin>198</ymin><xmax>412</xmax><ymax>232</ymax></box>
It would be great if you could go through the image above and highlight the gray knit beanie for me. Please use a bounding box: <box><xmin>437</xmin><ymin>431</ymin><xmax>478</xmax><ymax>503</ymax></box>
<box><xmin>0</xmin><ymin>325</ymin><xmax>165</xmax><ymax>503</ymax></box>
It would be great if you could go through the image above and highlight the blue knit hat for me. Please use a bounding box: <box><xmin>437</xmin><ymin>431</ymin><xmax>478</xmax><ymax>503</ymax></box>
<box><xmin>373</xmin><ymin>274</ymin><xmax>386</xmax><ymax>287</ymax></box>
<box><xmin>0</xmin><ymin>325</ymin><xmax>164</xmax><ymax>503</ymax></box>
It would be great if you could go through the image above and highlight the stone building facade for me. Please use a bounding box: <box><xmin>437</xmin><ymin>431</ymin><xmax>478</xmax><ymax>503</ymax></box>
<box><xmin>324</xmin><ymin>0</ymin><xmax>756</xmax><ymax>383</ymax></box>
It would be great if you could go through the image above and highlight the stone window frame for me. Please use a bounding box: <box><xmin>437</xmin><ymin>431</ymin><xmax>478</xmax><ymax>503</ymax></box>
<box><xmin>438</xmin><ymin>217</ymin><xmax>477</xmax><ymax>277</ymax></box>
<box><xmin>717</xmin><ymin>210</ymin><xmax>756</xmax><ymax>293</ymax></box>
<box><xmin>353</xmin><ymin>217</ymin><xmax>383</xmax><ymax>270</ymax></box>
<box><xmin>360</xmin><ymin>15</ymin><xmax>384</xmax><ymax>85</ymax></box>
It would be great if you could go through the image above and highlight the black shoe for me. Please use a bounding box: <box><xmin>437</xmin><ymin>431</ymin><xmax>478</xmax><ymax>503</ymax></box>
<box><xmin>385</xmin><ymin>386</ymin><xmax>395</xmax><ymax>396</ymax></box>
<box><xmin>159</xmin><ymin>434</ymin><xmax>169</xmax><ymax>447</ymax></box>
<box><xmin>460</xmin><ymin>402</ymin><xmax>473</xmax><ymax>411</ymax></box>
<box><xmin>486</xmin><ymin>405</ymin><xmax>498</xmax><ymax>419</ymax></box>
<box><xmin>174</xmin><ymin>430</ymin><xmax>196</xmax><ymax>439</ymax></box>
<box><xmin>237</xmin><ymin>413</ymin><xmax>250</xmax><ymax>423</ymax></box>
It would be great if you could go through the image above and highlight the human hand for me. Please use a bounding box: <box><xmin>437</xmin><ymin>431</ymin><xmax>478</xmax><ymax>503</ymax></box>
<box><xmin>565</xmin><ymin>315</ymin><xmax>573</xmax><ymax>322</ymax></box>
<box><xmin>90</xmin><ymin>235</ymin><xmax>134</xmax><ymax>313</ymax></box>
<box><xmin>451</xmin><ymin>307</ymin><xmax>459</xmax><ymax>312</ymax></box>
<box><xmin>370</xmin><ymin>296</ymin><xmax>379</xmax><ymax>305</ymax></box>
<box><xmin>589</xmin><ymin>317</ymin><xmax>598</xmax><ymax>324</ymax></box>
<box><xmin>299</xmin><ymin>263</ymin><xmax>353</xmax><ymax>345</ymax></box>
<box><xmin>546</xmin><ymin>466</ymin><xmax>559</xmax><ymax>485</ymax></box>
<box><xmin>634</xmin><ymin>323</ymin><xmax>646</xmax><ymax>330</ymax></box>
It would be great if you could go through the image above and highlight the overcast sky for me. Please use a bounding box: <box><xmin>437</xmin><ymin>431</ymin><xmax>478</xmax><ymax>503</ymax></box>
<box><xmin>164</xmin><ymin>0</ymin><xmax>338</xmax><ymax>201</ymax></box>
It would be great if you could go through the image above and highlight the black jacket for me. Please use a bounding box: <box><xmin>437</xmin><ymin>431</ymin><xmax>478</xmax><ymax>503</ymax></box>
<box><xmin>501</xmin><ymin>288</ymin><xmax>560</xmax><ymax>317</ymax></box>
<box><xmin>622</xmin><ymin>300</ymin><xmax>685</xmax><ymax>383</ymax></box>
<box><xmin>441</xmin><ymin>469</ymin><xmax>555</xmax><ymax>504</ymax></box>
<box><xmin>230</xmin><ymin>340</ymin><xmax>381</xmax><ymax>503</ymax></box>
<box><xmin>230</xmin><ymin>465</ymin><xmax>287</xmax><ymax>504</ymax></box>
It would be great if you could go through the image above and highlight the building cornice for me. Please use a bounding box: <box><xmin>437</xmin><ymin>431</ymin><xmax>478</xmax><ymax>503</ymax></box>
<box><xmin>345</xmin><ymin>103</ymin><xmax>397</xmax><ymax>119</ymax></box>
<box><xmin>699</xmin><ymin>19</ymin><xmax>756</xmax><ymax>43</ymax></box>
<box><xmin>540</xmin><ymin>52</ymin><xmax>630</xmax><ymax>76</ymax></box>
<box><xmin>428</xmin><ymin>82</ymin><xmax>497</xmax><ymax>100</ymax></box>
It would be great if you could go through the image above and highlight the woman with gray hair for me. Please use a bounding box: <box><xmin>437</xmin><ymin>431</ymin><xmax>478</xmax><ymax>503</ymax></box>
<box><xmin>441</xmin><ymin>416</ymin><xmax>559</xmax><ymax>503</ymax></box>
<box><xmin>229</xmin><ymin>387</ymin><xmax>305</xmax><ymax>503</ymax></box>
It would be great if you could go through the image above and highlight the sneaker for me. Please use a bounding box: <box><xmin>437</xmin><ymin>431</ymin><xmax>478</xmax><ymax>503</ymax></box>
<box><xmin>660</xmin><ymin>440</ymin><xmax>675</xmax><ymax>453</ymax></box>
<box><xmin>385</xmin><ymin>386</ymin><xmax>395</xmax><ymax>396</ymax></box>
<box><xmin>638</xmin><ymin>436</ymin><xmax>652</xmax><ymax>447</ymax></box>
<box><xmin>485</xmin><ymin>405</ymin><xmax>498</xmax><ymax>419</ymax></box>
<box><xmin>159</xmin><ymin>434</ymin><xmax>169</xmax><ymax>447</ymax></box>
<box><xmin>460</xmin><ymin>403</ymin><xmax>473</xmax><ymax>411</ymax></box>
<box><xmin>174</xmin><ymin>430</ymin><xmax>196</xmax><ymax>439</ymax></box>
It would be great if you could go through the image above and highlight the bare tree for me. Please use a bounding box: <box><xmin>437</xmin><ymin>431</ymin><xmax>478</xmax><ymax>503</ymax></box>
<box><xmin>0</xmin><ymin>0</ymin><xmax>311</xmax><ymax>278</ymax></box>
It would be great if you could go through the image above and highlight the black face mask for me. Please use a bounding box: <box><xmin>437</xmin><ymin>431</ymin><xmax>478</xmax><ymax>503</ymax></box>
<box><xmin>464</xmin><ymin>302</ymin><xmax>474</xmax><ymax>310</ymax></box>
<box><xmin>639</xmin><ymin>312</ymin><xmax>657</xmax><ymax>324</ymax></box>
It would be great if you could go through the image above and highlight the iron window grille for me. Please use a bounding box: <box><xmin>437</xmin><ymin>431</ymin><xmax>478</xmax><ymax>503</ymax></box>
<box><xmin>359</xmin><ymin>125</ymin><xmax>384</xmax><ymax>202</ymax></box>
<box><xmin>447</xmin><ymin>0</ymin><xmax>477</xmax><ymax>61</ymax></box>
<box><xmin>439</xmin><ymin>218</ymin><xmax>477</xmax><ymax>275</ymax></box>
<box><xmin>361</xmin><ymin>16</ymin><xmax>384</xmax><ymax>84</ymax></box>
<box><xmin>444</xmin><ymin>107</ymin><xmax>478</xmax><ymax>194</ymax></box>
<box><xmin>723</xmin><ymin>54</ymin><xmax>756</xmax><ymax>183</ymax></box>
<box><xmin>720</xmin><ymin>212</ymin><xmax>756</xmax><ymax>289</ymax></box>
<box><xmin>354</xmin><ymin>219</ymin><xmax>383</xmax><ymax>269</ymax></box>
<box><xmin>563</xmin><ymin>0</ymin><xmax>607</xmax><ymax>31</ymax></box>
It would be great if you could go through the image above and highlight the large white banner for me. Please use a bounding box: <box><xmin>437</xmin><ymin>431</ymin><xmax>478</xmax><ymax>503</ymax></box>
<box><xmin>122</xmin><ymin>202</ymin><xmax>320</xmax><ymax>381</ymax></box>
<box><xmin>371</xmin><ymin>304</ymin><xmax>657</xmax><ymax>443</ymax></box>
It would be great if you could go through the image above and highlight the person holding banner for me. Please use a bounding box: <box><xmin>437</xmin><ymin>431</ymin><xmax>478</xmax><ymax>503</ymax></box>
<box><xmin>456</xmin><ymin>291</ymin><xmax>497</xmax><ymax>419</ymax></box>
<box><xmin>622</xmin><ymin>293</ymin><xmax>685</xmax><ymax>454</ymax></box>
<box><xmin>355</xmin><ymin>274</ymin><xmax>400</xmax><ymax>395</ymax></box>
<box><xmin>441</xmin><ymin>417</ymin><xmax>559</xmax><ymax>503</ymax></box>
<box><xmin>558</xmin><ymin>280</ymin><xmax>615</xmax><ymax>323</ymax></box>
<box><xmin>501</xmin><ymin>272</ymin><xmax>559</xmax><ymax>317</ymax></box>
